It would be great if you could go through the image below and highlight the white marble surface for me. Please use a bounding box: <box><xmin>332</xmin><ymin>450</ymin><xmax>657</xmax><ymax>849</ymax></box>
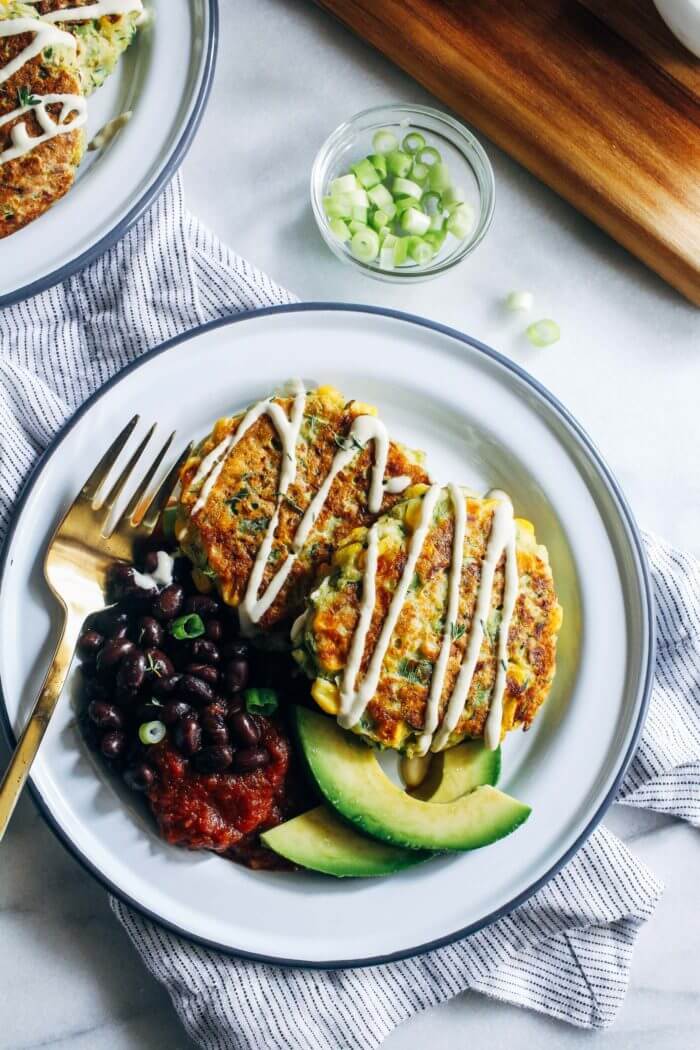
<box><xmin>2</xmin><ymin>1</ymin><xmax>700</xmax><ymax>1047</ymax></box>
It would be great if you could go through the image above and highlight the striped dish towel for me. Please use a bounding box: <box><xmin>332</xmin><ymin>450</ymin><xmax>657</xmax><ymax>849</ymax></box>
<box><xmin>2</xmin><ymin>176</ymin><xmax>699</xmax><ymax>1046</ymax></box>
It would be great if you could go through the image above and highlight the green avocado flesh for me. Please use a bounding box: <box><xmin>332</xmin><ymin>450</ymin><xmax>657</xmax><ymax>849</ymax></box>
<box><xmin>411</xmin><ymin>740</ymin><xmax>501</xmax><ymax>802</ymax></box>
<box><xmin>261</xmin><ymin>805</ymin><xmax>431</xmax><ymax>877</ymax></box>
<box><xmin>294</xmin><ymin>708</ymin><xmax>531</xmax><ymax>853</ymax></box>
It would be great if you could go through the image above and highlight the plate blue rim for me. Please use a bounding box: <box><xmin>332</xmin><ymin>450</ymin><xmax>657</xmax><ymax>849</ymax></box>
<box><xmin>0</xmin><ymin>0</ymin><xmax>219</xmax><ymax>311</ymax></box>
<box><xmin>0</xmin><ymin>303</ymin><xmax>656</xmax><ymax>969</ymax></box>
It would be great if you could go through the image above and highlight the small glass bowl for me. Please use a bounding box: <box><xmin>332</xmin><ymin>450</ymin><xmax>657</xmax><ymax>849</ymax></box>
<box><xmin>310</xmin><ymin>103</ymin><xmax>495</xmax><ymax>283</ymax></box>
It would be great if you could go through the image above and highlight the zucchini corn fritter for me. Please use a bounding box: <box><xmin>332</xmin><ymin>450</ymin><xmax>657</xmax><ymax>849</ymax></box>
<box><xmin>295</xmin><ymin>484</ymin><xmax>562</xmax><ymax>755</ymax></box>
<box><xmin>30</xmin><ymin>1</ymin><xmax>142</xmax><ymax>93</ymax></box>
<box><xmin>175</xmin><ymin>385</ymin><xmax>431</xmax><ymax>632</ymax></box>
<box><xmin>1</xmin><ymin>1</ymin><xmax>85</xmax><ymax>238</ymax></box>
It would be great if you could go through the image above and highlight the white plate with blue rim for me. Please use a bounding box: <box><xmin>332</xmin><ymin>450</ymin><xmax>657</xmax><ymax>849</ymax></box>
<box><xmin>0</xmin><ymin>0</ymin><xmax>217</xmax><ymax>308</ymax></box>
<box><xmin>0</xmin><ymin>304</ymin><xmax>654</xmax><ymax>966</ymax></box>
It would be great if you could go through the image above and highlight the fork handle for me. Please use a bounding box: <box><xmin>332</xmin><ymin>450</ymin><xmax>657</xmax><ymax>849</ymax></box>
<box><xmin>0</xmin><ymin>610</ymin><xmax>79</xmax><ymax>843</ymax></box>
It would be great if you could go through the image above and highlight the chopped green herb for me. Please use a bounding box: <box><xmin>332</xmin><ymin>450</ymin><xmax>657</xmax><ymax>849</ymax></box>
<box><xmin>334</xmin><ymin>432</ymin><xmax>366</xmax><ymax>453</ymax></box>
<box><xmin>500</xmin><ymin>658</ymin><xmax>508</xmax><ymax>674</ymax></box>
<box><xmin>450</xmin><ymin>621</ymin><xmax>466</xmax><ymax>641</ymax></box>
<box><xmin>225</xmin><ymin>485</ymin><xmax>250</xmax><ymax>512</ymax></box>
<box><xmin>480</xmin><ymin>618</ymin><xmax>495</xmax><ymax>648</ymax></box>
<box><xmin>304</xmin><ymin>414</ymin><xmax>328</xmax><ymax>438</ymax></box>
<box><xmin>145</xmin><ymin>653</ymin><xmax>162</xmax><ymax>677</ymax></box>
<box><xmin>200</xmin><ymin>564</ymin><xmax>218</xmax><ymax>580</ymax></box>
<box><xmin>244</xmin><ymin>687</ymin><xmax>279</xmax><ymax>716</ymax></box>
<box><xmin>170</xmin><ymin>613</ymin><xmax>205</xmax><ymax>640</ymax></box>
<box><xmin>282</xmin><ymin>493</ymin><xmax>304</xmax><ymax>515</ymax></box>
<box><xmin>409</xmin><ymin>571</ymin><xmax>422</xmax><ymax>593</ymax></box>
<box><xmin>239</xmin><ymin>516</ymin><xmax>270</xmax><ymax>534</ymax></box>
<box><xmin>397</xmin><ymin>657</ymin><xmax>434</xmax><ymax>685</ymax></box>
<box><xmin>17</xmin><ymin>86</ymin><xmax>40</xmax><ymax>108</ymax></box>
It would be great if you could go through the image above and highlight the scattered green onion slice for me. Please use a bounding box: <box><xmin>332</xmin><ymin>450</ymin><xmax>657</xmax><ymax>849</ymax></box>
<box><xmin>446</xmin><ymin>203</ymin><xmax>475</xmax><ymax>240</ymax></box>
<box><xmin>371</xmin><ymin>208</ymin><xmax>390</xmax><ymax>231</ymax></box>
<box><xmin>386</xmin><ymin>149</ymin><xmax>412</xmax><ymax>178</ymax></box>
<box><xmin>402</xmin><ymin>131</ymin><xmax>426</xmax><ymax>154</ymax></box>
<box><xmin>330</xmin><ymin>173</ymin><xmax>357</xmax><ymax>196</ymax></box>
<box><xmin>323</xmin><ymin>195</ymin><xmax>351</xmax><ymax>220</ymax></box>
<box><xmin>408</xmin><ymin>236</ymin><xmax>432</xmax><ymax>264</ymax></box>
<box><xmin>244</xmin><ymin>687</ymin><xmax>279</xmax><ymax>716</ymax></box>
<box><xmin>170</xmin><ymin>613</ymin><xmax>205</xmax><ymax>640</ymax></box>
<box><xmin>392</xmin><ymin>176</ymin><xmax>423</xmax><ymax>199</ymax></box>
<box><xmin>372</xmin><ymin>129</ymin><xmax>398</xmax><ymax>154</ymax></box>
<box><xmin>380</xmin><ymin>233</ymin><xmax>398</xmax><ymax>268</ymax></box>
<box><xmin>505</xmin><ymin>290</ymin><xmax>534</xmax><ymax>312</ymax></box>
<box><xmin>410</xmin><ymin>161</ymin><xmax>430</xmax><ymax>185</ymax></box>
<box><xmin>442</xmin><ymin>185</ymin><xmax>464</xmax><ymax>207</ymax></box>
<box><xmin>401</xmin><ymin>207</ymin><xmax>431</xmax><ymax>236</ymax></box>
<box><xmin>417</xmin><ymin>145</ymin><xmax>441</xmax><ymax>166</ymax></box>
<box><xmin>428</xmin><ymin>162</ymin><xmax>451</xmax><ymax>193</ymax></box>
<box><xmin>351</xmin><ymin>157</ymin><xmax>381</xmax><ymax>189</ymax></box>
<box><xmin>350</xmin><ymin>227</ymin><xmax>380</xmax><ymax>262</ymax></box>
<box><xmin>367</xmin><ymin>183</ymin><xmax>393</xmax><ymax>210</ymax></box>
<box><xmin>329</xmin><ymin>218</ymin><xmax>350</xmax><ymax>242</ymax></box>
<box><xmin>526</xmin><ymin>319</ymin><xmax>561</xmax><ymax>347</ymax></box>
<box><xmin>421</xmin><ymin>191</ymin><xmax>442</xmax><ymax>216</ymax></box>
<box><xmin>369</xmin><ymin>153</ymin><xmax>388</xmax><ymax>179</ymax></box>
<box><xmin>139</xmin><ymin>720</ymin><xmax>166</xmax><ymax>745</ymax></box>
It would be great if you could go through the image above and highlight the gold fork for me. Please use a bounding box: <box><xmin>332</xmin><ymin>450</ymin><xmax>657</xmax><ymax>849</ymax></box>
<box><xmin>0</xmin><ymin>417</ymin><xmax>193</xmax><ymax>842</ymax></box>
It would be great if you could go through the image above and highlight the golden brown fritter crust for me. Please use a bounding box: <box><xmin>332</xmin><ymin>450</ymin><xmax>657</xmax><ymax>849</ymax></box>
<box><xmin>176</xmin><ymin>387</ymin><xmax>430</xmax><ymax>632</ymax></box>
<box><xmin>0</xmin><ymin>8</ymin><xmax>84</xmax><ymax>237</ymax></box>
<box><xmin>300</xmin><ymin>489</ymin><xmax>562</xmax><ymax>754</ymax></box>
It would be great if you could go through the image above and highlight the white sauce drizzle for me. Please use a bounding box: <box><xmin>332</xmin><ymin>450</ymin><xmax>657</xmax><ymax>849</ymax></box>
<box><xmin>338</xmin><ymin>484</ymin><xmax>442</xmax><ymax>730</ymax></box>
<box><xmin>28</xmin><ymin>1</ymin><xmax>143</xmax><ymax>24</ymax></box>
<box><xmin>88</xmin><ymin>109</ymin><xmax>131</xmax><ymax>150</ymax></box>
<box><xmin>383</xmin><ymin>474</ymin><xmax>412</xmax><ymax>495</ymax></box>
<box><xmin>0</xmin><ymin>19</ymin><xmax>86</xmax><ymax>167</ymax></box>
<box><xmin>132</xmin><ymin>550</ymin><xmax>174</xmax><ymax>591</ymax></box>
<box><xmin>186</xmin><ymin>381</ymin><xmax>395</xmax><ymax>637</ymax></box>
<box><xmin>337</xmin><ymin>484</ymin><xmax>520</xmax><ymax>753</ymax></box>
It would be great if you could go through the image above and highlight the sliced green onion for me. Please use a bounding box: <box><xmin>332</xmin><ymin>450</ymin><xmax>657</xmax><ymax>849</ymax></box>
<box><xmin>417</xmin><ymin>145</ymin><xmax>441</xmax><ymax>166</ymax></box>
<box><xmin>428</xmin><ymin>162</ymin><xmax>451</xmax><ymax>192</ymax></box>
<box><xmin>421</xmin><ymin>191</ymin><xmax>442</xmax><ymax>216</ymax></box>
<box><xmin>424</xmin><ymin>229</ymin><xmax>447</xmax><ymax>254</ymax></box>
<box><xmin>347</xmin><ymin>188</ymin><xmax>369</xmax><ymax>207</ymax></box>
<box><xmin>505</xmin><ymin>290</ymin><xmax>534</xmax><ymax>312</ymax></box>
<box><xmin>410</xmin><ymin>161</ymin><xmax>430</xmax><ymax>185</ymax></box>
<box><xmin>351</xmin><ymin>205</ymin><xmax>368</xmax><ymax>223</ymax></box>
<box><xmin>330</xmin><ymin>174</ymin><xmax>357</xmax><ymax>196</ymax></box>
<box><xmin>526</xmin><ymin>319</ymin><xmax>560</xmax><ymax>347</ymax></box>
<box><xmin>323</xmin><ymin>195</ymin><xmax>351</xmax><ymax>220</ymax></box>
<box><xmin>139</xmin><ymin>720</ymin><xmax>166</xmax><ymax>745</ymax></box>
<box><xmin>371</xmin><ymin>208</ymin><xmax>389</xmax><ymax>231</ymax></box>
<box><xmin>351</xmin><ymin>157</ymin><xmax>381</xmax><ymax>189</ymax></box>
<box><xmin>170</xmin><ymin>613</ymin><xmax>205</xmax><ymax>640</ymax></box>
<box><xmin>394</xmin><ymin>195</ymin><xmax>421</xmax><ymax>216</ymax></box>
<box><xmin>446</xmin><ymin>203</ymin><xmax>475</xmax><ymax>240</ymax></box>
<box><xmin>380</xmin><ymin>233</ymin><xmax>398</xmax><ymax>268</ymax></box>
<box><xmin>386</xmin><ymin>149</ymin><xmax>412</xmax><ymax>178</ymax></box>
<box><xmin>369</xmin><ymin>153</ymin><xmax>388</xmax><ymax>179</ymax></box>
<box><xmin>392</xmin><ymin>176</ymin><xmax>423</xmax><ymax>199</ymax></box>
<box><xmin>372</xmin><ymin>129</ymin><xmax>398</xmax><ymax>154</ymax></box>
<box><xmin>393</xmin><ymin>236</ymin><xmax>410</xmax><ymax>266</ymax></box>
<box><xmin>329</xmin><ymin>218</ymin><xmax>350</xmax><ymax>241</ymax></box>
<box><xmin>442</xmin><ymin>185</ymin><xmax>465</xmax><ymax>207</ymax></box>
<box><xmin>377</xmin><ymin>224</ymin><xmax>392</xmax><ymax>241</ymax></box>
<box><xmin>367</xmin><ymin>183</ymin><xmax>393</xmax><ymax>210</ymax></box>
<box><xmin>400</xmin><ymin>207</ymin><xmax>431</xmax><ymax>236</ymax></box>
<box><xmin>382</xmin><ymin>199</ymin><xmax>397</xmax><ymax>221</ymax></box>
<box><xmin>350</xmin><ymin>227</ymin><xmax>380</xmax><ymax>262</ymax></box>
<box><xmin>348</xmin><ymin>219</ymin><xmax>368</xmax><ymax>235</ymax></box>
<box><xmin>428</xmin><ymin>211</ymin><xmax>446</xmax><ymax>233</ymax></box>
<box><xmin>407</xmin><ymin>236</ymin><xmax>433</xmax><ymax>264</ymax></box>
<box><xmin>402</xmin><ymin>131</ymin><xmax>426</xmax><ymax>154</ymax></box>
<box><xmin>244</xmin><ymin>687</ymin><xmax>279</xmax><ymax>716</ymax></box>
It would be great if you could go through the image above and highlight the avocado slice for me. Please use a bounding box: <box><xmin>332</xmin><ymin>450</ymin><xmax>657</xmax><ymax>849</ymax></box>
<box><xmin>295</xmin><ymin>708</ymin><xmax>531</xmax><ymax>852</ymax></box>
<box><xmin>261</xmin><ymin>805</ymin><xmax>431</xmax><ymax>877</ymax></box>
<box><xmin>411</xmin><ymin>741</ymin><xmax>501</xmax><ymax>802</ymax></box>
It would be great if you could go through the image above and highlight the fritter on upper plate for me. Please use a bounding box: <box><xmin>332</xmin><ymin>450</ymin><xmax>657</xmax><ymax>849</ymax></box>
<box><xmin>295</xmin><ymin>484</ymin><xmax>562</xmax><ymax>755</ymax></box>
<box><xmin>176</xmin><ymin>384</ymin><xmax>430</xmax><ymax>633</ymax></box>
<box><xmin>29</xmin><ymin>1</ymin><xmax>142</xmax><ymax>93</ymax></box>
<box><xmin>1</xmin><ymin>1</ymin><xmax>85</xmax><ymax>238</ymax></box>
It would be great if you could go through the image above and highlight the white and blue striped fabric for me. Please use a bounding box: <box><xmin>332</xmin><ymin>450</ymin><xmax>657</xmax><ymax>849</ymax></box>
<box><xmin>1</xmin><ymin>177</ymin><xmax>699</xmax><ymax>1047</ymax></box>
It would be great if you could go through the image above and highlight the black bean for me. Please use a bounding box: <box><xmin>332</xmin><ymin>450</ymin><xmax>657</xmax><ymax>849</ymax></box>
<box><xmin>227</xmin><ymin>694</ymin><xmax>244</xmax><ymax>715</ymax></box>
<box><xmin>87</xmin><ymin>700</ymin><xmax>124</xmax><ymax>730</ymax></box>
<box><xmin>173</xmin><ymin>716</ymin><xmax>202</xmax><ymax>756</ymax></box>
<box><xmin>228</xmin><ymin>711</ymin><xmax>260</xmax><ymax>748</ymax></box>
<box><xmin>144</xmin><ymin>648</ymin><xmax>174</xmax><ymax>678</ymax></box>
<box><xmin>184</xmin><ymin>663</ymin><xmax>219</xmax><ymax>687</ymax></box>
<box><xmin>233</xmin><ymin>747</ymin><xmax>269</xmax><ymax>773</ymax></box>
<box><xmin>204</xmin><ymin>619</ymin><xmax>223</xmax><ymax>643</ymax></box>
<box><xmin>124</xmin><ymin>763</ymin><xmax>156</xmax><ymax>792</ymax></box>
<box><xmin>193</xmin><ymin>745</ymin><xmax>233</xmax><ymax>773</ymax></box>
<box><xmin>77</xmin><ymin>630</ymin><xmax>104</xmax><ymax>658</ymax></box>
<box><xmin>142</xmin><ymin>551</ymin><xmax>160</xmax><ymax>574</ymax></box>
<box><xmin>100</xmin><ymin>730</ymin><xmax>126</xmax><ymax>759</ymax></box>
<box><xmin>201</xmin><ymin>711</ymin><xmax>229</xmax><ymax>746</ymax></box>
<box><xmin>110</xmin><ymin>623</ymin><xmax>130</xmax><ymax>640</ymax></box>
<box><xmin>96</xmin><ymin>638</ymin><xmax>136</xmax><ymax>676</ymax></box>
<box><xmin>224</xmin><ymin>658</ymin><xmax>249</xmax><ymax>694</ymax></box>
<box><xmin>189</xmin><ymin>639</ymin><xmax>220</xmax><ymax>665</ymax></box>
<box><xmin>116</xmin><ymin>650</ymin><xmax>146</xmax><ymax>692</ymax></box>
<box><xmin>179</xmin><ymin>674</ymin><xmax>214</xmax><ymax>706</ymax></box>
<box><xmin>136</xmin><ymin>701</ymin><xmax>164</xmax><ymax>724</ymax></box>
<box><xmin>110</xmin><ymin>563</ymin><xmax>135</xmax><ymax>587</ymax></box>
<box><xmin>85</xmin><ymin>680</ymin><xmax>110</xmax><ymax>704</ymax></box>
<box><xmin>151</xmin><ymin>583</ymin><xmax>184</xmax><ymax>622</ymax></box>
<box><xmin>114</xmin><ymin>684</ymin><xmax>140</xmax><ymax>708</ymax></box>
<box><xmin>184</xmin><ymin>594</ymin><xmax>220</xmax><ymax>617</ymax></box>
<box><xmin>161</xmin><ymin>700</ymin><xmax>192</xmax><ymax>725</ymax></box>
<box><xmin>222</xmin><ymin>639</ymin><xmax>250</xmax><ymax>661</ymax></box>
<box><xmin>152</xmin><ymin>672</ymin><xmax>183</xmax><ymax>698</ymax></box>
<box><xmin>137</xmin><ymin>616</ymin><xmax>164</xmax><ymax>648</ymax></box>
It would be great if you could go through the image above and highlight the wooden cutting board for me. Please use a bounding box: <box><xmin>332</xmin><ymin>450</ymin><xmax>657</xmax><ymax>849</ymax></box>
<box><xmin>315</xmin><ymin>0</ymin><xmax>700</xmax><ymax>305</ymax></box>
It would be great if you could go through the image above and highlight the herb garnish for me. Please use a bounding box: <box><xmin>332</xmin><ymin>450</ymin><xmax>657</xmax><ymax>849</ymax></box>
<box><xmin>17</xmin><ymin>86</ymin><xmax>40</xmax><ymax>108</ymax></box>
<box><xmin>450</xmin><ymin>622</ymin><xmax>466</xmax><ymax>641</ymax></box>
<box><xmin>304</xmin><ymin>414</ymin><xmax>328</xmax><ymax>438</ymax></box>
<box><xmin>282</xmin><ymin>493</ymin><xmax>304</xmax><ymax>515</ymax></box>
<box><xmin>334</xmin><ymin>432</ymin><xmax>366</xmax><ymax>453</ymax></box>
<box><xmin>240</xmin><ymin>516</ymin><xmax>270</xmax><ymax>534</ymax></box>
<box><xmin>397</xmin><ymin>657</ymin><xmax>434</xmax><ymax>685</ymax></box>
<box><xmin>480</xmin><ymin>618</ymin><xmax>495</xmax><ymax>648</ymax></box>
<box><xmin>225</xmin><ymin>486</ymin><xmax>249</xmax><ymax>512</ymax></box>
<box><xmin>409</xmin><ymin>571</ymin><xmax>422</xmax><ymax>593</ymax></box>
